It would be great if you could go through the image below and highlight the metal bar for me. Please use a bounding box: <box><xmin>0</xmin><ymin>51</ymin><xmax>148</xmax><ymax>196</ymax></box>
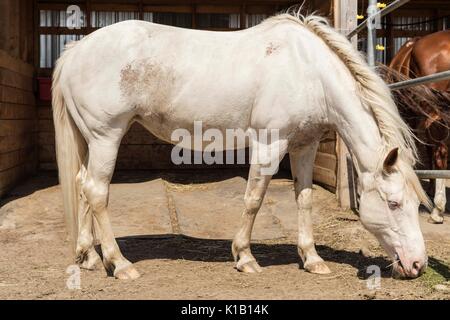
<box><xmin>415</xmin><ymin>170</ymin><xmax>450</xmax><ymax>179</ymax></box>
<box><xmin>388</xmin><ymin>70</ymin><xmax>450</xmax><ymax>90</ymax></box>
<box><xmin>347</xmin><ymin>0</ymin><xmax>411</xmax><ymax>38</ymax></box>
<box><xmin>367</xmin><ymin>0</ymin><xmax>377</xmax><ymax>66</ymax></box>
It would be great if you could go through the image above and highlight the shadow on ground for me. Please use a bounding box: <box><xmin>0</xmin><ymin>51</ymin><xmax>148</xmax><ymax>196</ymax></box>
<box><xmin>111</xmin><ymin>234</ymin><xmax>393</xmax><ymax>279</ymax></box>
<box><xmin>428</xmin><ymin>256</ymin><xmax>450</xmax><ymax>281</ymax></box>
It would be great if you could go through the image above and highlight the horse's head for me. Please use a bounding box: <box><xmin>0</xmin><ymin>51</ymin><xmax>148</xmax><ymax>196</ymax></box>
<box><xmin>358</xmin><ymin>148</ymin><xmax>428</xmax><ymax>279</ymax></box>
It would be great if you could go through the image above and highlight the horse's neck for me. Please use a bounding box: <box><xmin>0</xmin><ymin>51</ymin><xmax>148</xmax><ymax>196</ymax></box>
<box><xmin>329</xmin><ymin>90</ymin><xmax>384</xmax><ymax>174</ymax></box>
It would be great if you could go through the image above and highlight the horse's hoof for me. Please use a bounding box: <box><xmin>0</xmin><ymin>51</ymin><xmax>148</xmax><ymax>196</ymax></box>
<box><xmin>304</xmin><ymin>261</ymin><xmax>331</xmax><ymax>274</ymax></box>
<box><xmin>429</xmin><ymin>209</ymin><xmax>444</xmax><ymax>224</ymax></box>
<box><xmin>78</xmin><ymin>250</ymin><xmax>101</xmax><ymax>270</ymax></box>
<box><xmin>236</xmin><ymin>259</ymin><xmax>262</xmax><ymax>273</ymax></box>
<box><xmin>114</xmin><ymin>264</ymin><xmax>141</xmax><ymax>280</ymax></box>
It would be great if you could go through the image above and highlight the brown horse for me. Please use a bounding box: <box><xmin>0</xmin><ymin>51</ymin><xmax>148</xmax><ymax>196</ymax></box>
<box><xmin>388</xmin><ymin>30</ymin><xmax>450</xmax><ymax>224</ymax></box>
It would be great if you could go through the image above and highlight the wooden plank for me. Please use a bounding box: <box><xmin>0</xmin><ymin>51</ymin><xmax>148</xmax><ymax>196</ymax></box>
<box><xmin>38</xmin><ymin>27</ymin><xmax>95</xmax><ymax>35</ymax></box>
<box><xmin>0</xmin><ymin>85</ymin><xmax>35</xmax><ymax>105</ymax></box>
<box><xmin>115</xmin><ymin>144</ymin><xmax>248</xmax><ymax>170</ymax></box>
<box><xmin>121</xmin><ymin>129</ymin><xmax>167</xmax><ymax>145</ymax></box>
<box><xmin>313</xmin><ymin>166</ymin><xmax>337</xmax><ymax>189</ymax></box>
<box><xmin>37</xmin><ymin>3</ymin><xmax>87</xmax><ymax>11</ymax></box>
<box><xmin>0</xmin><ymin>102</ymin><xmax>37</xmax><ymax>120</ymax></box>
<box><xmin>0</xmin><ymin>119</ymin><xmax>37</xmax><ymax>136</ymax></box>
<box><xmin>38</xmin><ymin>131</ymin><xmax>53</xmax><ymax>146</ymax></box>
<box><xmin>334</xmin><ymin>0</ymin><xmax>357</xmax><ymax>209</ymax></box>
<box><xmin>0</xmin><ymin>147</ymin><xmax>36</xmax><ymax>172</ymax></box>
<box><xmin>39</xmin><ymin>144</ymin><xmax>55</xmax><ymax>162</ymax></box>
<box><xmin>0</xmin><ymin>67</ymin><xmax>34</xmax><ymax>92</ymax></box>
<box><xmin>143</xmin><ymin>5</ymin><xmax>192</xmax><ymax>13</ymax></box>
<box><xmin>315</xmin><ymin>152</ymin><xmax>337</xmax><ymax>172</ymax></box>
<box><xmin>196</xmin><ymin>4</ymin><xmax>241</xmax><ymax>13</ymax></box>
<box><xmin>0</xmin><ymin>161</ymin><xmax>37</xmax><ymax>197</ymax></box>
<box><xmin>90</xmin><ymin>3</ymin><xmax>139</xmax><ymax>12</ymax></box>
<box><xmin>38</xmin><ymin>119</ymin><xmax>54</xmax><ymax>132</ymax></box>
<box><xmin>246</xmin><ymin>5</ymin><xmax>274</xmax><ymax>14</ymax></box>
<box><xmin>38</xmin><ymin>105</ymin><xmax>53</xmax><ymax>119</ymax></box>
<box><xmin>39</xmin><ymin>162</ymin><xmax>57</xmax><ymax>171</ymax></box>
<box><xmin>9</xmin><ymin>0</ymin><xmax>20</xmax><ymax>60</ymax></box>
<box><xmin>38</xmin><ymin>131</ymin><xmax>55</xmax><ymax>146</ymax></box>
<box><xmin>0</xmin><ymin>49</ymin><xmax>35</xmax><ymax>78</ymax></box>
<box><xmin>0</xmin><ymin>134</ymin><xmax>36</xmax><ymax>153</ymax></box>
<box><xmin>318</xmin><ymin>140</ymin><xmax>336</xmax><ymax>154</ymax></box>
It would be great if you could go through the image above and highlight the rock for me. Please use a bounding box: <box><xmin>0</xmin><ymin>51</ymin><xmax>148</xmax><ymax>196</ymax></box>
<box><xmin>433</xmin><ymin>284</ymin><xmax>449</xmax><ymax>292</ymax></box>
<box><xmin>0</xmin><ymin>206</ymin><xmax>16</xmax><ymax>230</ymax></box>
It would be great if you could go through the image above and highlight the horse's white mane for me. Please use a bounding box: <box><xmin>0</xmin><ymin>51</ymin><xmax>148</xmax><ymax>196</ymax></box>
<box><xmin>265</xmin><ymin>9</ymin><xmax>431</xmax><ymax>207</ymax></box>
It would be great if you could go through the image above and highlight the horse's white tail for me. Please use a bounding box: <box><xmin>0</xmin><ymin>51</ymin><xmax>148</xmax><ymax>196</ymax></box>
<box><xmin>52</xmin><ymin>45</ymin><xmax>87</xmax><ymax>252</ymax></box>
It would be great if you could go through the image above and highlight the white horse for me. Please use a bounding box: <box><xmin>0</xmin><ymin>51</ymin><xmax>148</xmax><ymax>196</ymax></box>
<box><xmin>52</xmin><ymin>11</ymin><xmax>431</xmax><ymax>280</ymax></box>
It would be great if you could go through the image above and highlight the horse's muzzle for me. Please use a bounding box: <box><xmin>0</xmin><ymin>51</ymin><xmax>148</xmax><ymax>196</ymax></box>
<box><xmin>392</xmin><ymin>255</ymin><xmax>427</xmax><ymax>279</ymax></box>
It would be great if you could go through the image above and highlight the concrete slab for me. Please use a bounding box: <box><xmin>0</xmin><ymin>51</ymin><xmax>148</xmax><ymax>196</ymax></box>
<box><xmin>252</xmin><ymin>180</ymin><xmax>338</xmax><ymax>239</ymax></box>
<box><xmin>108</xmin><ymin>178</ymin><xmax>172</xmax><ymax>237</ymax></box>
<box><xmin>0</xmin><ymin>175</ymin><xmax>172</xmax><ymax>239</ymax></box>
<box><xmin>171</xmin><ymin>177</ymin><xmax>285</xmax><ymax>240</ymax></box>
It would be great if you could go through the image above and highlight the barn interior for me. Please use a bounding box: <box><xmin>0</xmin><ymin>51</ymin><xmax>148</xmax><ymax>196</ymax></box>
<box><xmin>0</xmin><ymin>0</ymin><xmax>449</xmax><ymax>198</ymax></box>
<box><xmin>1</xmin><ymin>0</ymin><xmax>450</xmax><ymax>300</ymax></box>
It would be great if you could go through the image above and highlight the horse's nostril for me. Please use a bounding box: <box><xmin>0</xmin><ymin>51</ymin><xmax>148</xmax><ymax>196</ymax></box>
<box><xmin>411</xmin><ymin>261</ymin><xmax>422</xmax><ymax>276</ymax></box>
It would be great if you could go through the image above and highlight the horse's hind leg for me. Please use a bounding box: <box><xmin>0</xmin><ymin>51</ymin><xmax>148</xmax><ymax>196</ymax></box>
<box><xmin>290</xmin><ymin>143</ymin><xmax>331</xmax><ymax>274</ymax></box>
<box><xmin>75</xmin><ymin>163</ymin><xmax>101</xmax><ymax>270</ymax></box>
<box><xmin>81</xmin><ymin>140</ymin><xmax>140</xmax><ymax>279</ymax></box>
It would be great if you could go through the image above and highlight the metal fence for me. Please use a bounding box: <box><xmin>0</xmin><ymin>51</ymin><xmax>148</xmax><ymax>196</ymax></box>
<box><xmin>347</xmin><ymin>0</ymin><xmax>450</xmax><ymax>184</ymax></box>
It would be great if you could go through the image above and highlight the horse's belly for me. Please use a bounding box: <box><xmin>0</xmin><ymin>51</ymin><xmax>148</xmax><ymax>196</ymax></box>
<box><xmin>137</xmin><ymin>113</ymin><xmax>252</xmax><ymax>151</ymax></box>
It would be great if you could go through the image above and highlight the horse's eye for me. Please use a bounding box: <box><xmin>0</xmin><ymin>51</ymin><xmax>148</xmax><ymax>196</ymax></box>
<box><xmin>388</xmin><ymin>201</ymin><xmax>400</xmax><ymax>210</ymax></box>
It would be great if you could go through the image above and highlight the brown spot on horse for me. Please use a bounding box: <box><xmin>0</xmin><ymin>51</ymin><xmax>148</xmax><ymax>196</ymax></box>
<box><xmin>119</xmin><ymin>59</ymin><xmax>176</xmax><ymax>109</ymax></box>
<box><xmin>265</xmin><ymin>42</ymin><xmax>280</xmax><ymax>56</ymax></box>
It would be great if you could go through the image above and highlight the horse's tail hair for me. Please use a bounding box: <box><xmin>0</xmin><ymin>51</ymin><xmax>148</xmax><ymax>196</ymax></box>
<box><xmin>388</xmin><ymin>38</ymin><xmax>419</xmax><ymax>76</ymax></box>
<box><xmin>52</xmin><ymin>42</ymin><xmax>87</xmax><ymax>252</ymax></box>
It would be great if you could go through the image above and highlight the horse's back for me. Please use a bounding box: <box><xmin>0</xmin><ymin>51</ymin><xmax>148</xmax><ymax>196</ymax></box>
<box><xmin>413</xmin><ymin>30</ymin><xmax>450</xmax><ymax>90</ymax></box>
<box><xmin>56</xmin><ymin>17</ymin><xmax>335</xmax><ymax>145</ymax></box>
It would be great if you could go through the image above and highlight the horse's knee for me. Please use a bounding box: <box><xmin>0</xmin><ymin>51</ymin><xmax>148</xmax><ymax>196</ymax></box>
<box><xmin>434</xmin><ymin>180</ymin><xmax>447</xmax><ymax>211</ymax></box>
<box><xmin>244</xmin><ymin>194</ymin><xmax>263</xmax><ymax>213</ymax></box>
<box><xmin>82</xmin><ymin>178</ymin><xmax>109</xmax><ymax>213</ymax></box>
<box><xmin>296</xmin><ymin>188</ymin><xmax>312</xmax><ymax>210</ymax></box>
<box><xmin>434</xmin><ymin>193</ymin><xmax>446</xmax><ymax>211</ymax></box>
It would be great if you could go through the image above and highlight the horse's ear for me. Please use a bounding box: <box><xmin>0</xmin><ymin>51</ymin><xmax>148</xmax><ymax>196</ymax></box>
<box><xmin>383</xmin><ymin>148</ymin><xmax>399</xmax><ymax>174</ymax></box>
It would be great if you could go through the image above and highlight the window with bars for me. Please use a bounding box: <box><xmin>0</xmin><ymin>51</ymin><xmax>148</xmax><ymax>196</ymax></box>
<box><xmin>91</xmin><ymin>11</ymin><xmax>138</xmax><ymax>28</ymax></box>
<box><xmin>40</xmin><ymin>9</ymin><xmax>87</xmax><ymax>28</ymax></box>
<box><xmin>143</xmin><ymin>12</ymin><xmax>192</xmax><ymax>28</ymax></box>
<box><xmin>39</xmin><ymin>10</ymin><xmax>87</xmax><ymax>67</ymax></box>
<box><xmin>246</xmin><ymin>14</ymin><xmax>268</xmax><ymax>28</ymax></box>
<box><xmin>38</xmin><ymin>7</ymin><xmax>275</xmax><ymax>69</ymax></box>
<box><xmin>40</xmin><ymin>34</ymin><xmax>84</xmax><ymax>68</ymax></box>
<box><xmin>392</xmin><ymin>16</ymin><xmax>434</xmax><ymax>31</ymax></box>
<box><xmin>197</xmin><ymin>14</ymin><xmax>240</xmax><ymax>29</ymax></box>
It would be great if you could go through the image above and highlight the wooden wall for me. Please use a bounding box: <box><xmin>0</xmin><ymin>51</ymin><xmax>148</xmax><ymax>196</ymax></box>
<box><xmin>313</xmin><ymin>131</ymin><xmax>337</xmax><ymax>191</ymax></box>
<box><xmin>0</xmin><ymin>0</ymin><xmax>37</xmax><ymax>197</ymax></box>
<box><xmin>38</xmin><ymin>114</ymin><xmax>177</xmax><ymax>170</ymax></box>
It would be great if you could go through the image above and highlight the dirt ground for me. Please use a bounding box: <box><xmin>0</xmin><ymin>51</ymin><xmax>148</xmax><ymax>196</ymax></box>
<box><xmin>1</xmin><ymin>170</ymin><xmax>450</xmax><ymax>300</ymax></box>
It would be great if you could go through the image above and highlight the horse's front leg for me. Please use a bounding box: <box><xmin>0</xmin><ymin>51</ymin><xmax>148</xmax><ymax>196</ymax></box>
<box><xmin>232</xmin><ymin>163</ymin><xmax>272</xmax><ymax>273</ymax></box>
<box><xmin>232</xmin><ymin>137</ymin><xmax>287</xmax><ymax>273</ymax></box>
<box><xmin>431</xmin><ymin>179</ymin><xmax>446</xmax><ymax>224</ymax></box>
<box><xmin>290</xmin><ymin>143</ymin><xmax>331</xmax><ymax>274</ymax></box>
<box><xmin>430</xmin><ymin>142</ymin><xmax>447</xmax><ymax>224</ymax></box>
